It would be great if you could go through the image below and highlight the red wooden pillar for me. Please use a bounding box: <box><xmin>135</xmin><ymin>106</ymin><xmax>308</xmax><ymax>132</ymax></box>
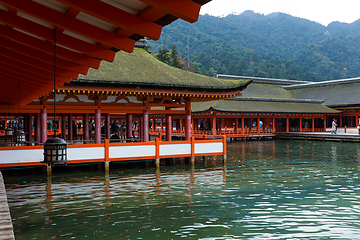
<box><xmin>95</xmin><ymin>109</ymin><xmax>101</xmax><ymax>144</ymax></box>
<box><xmin>179</xmin><ymin>119</ymin><xmax>183</xmax><ymax>134</ymax></box>
<box><xmin>143</xmin><ymin>110</ymin><xmax>149</xmax><ymax>142</ymax></box>
<box><xmin>312</xmin><ymin>117</ymin><xmax>315</xmax><ymax>132</ymax></box>
<box><xmin>105</xmin><ymin>113</ymin><xmax>110</xmax><ymax>140</ymax></box>
<box><xmin>126</xmin><ymin>114</ymin><xmax>132</xmax><ymax>139</ymax></box>
<box><xmin>185</xmin><ymin>102</ymin><xmax>191</xmax><ymax>141</ymax></box>
<box><xmin>257</xmin><ymin>117</ymin><xmax>260</xmax><ymax>134</ymax></box>
<box><xmin>272</xmin><ymin>117</ymin><xmax>276</xmax><ymax>133</ymax></box>
<box><xmin>299</xmin><ymin>117</ymin><xmax>303</xmax><ymax>132</ymax></box>
<box><xmin>140</xmin><ymin>116</ymin><xmax>144</xmax><ymax>139</ymax></box>
<box><xmin>41</xmin><ymin>108</ymin><xmax>47</xmax><ymax>143</ymax></box>
<box><xmin>165</xmin><ymin>108</ymin><xmax>172</xmax><ymax>141</ymax></box>
<box><xmin>286</xmin><ymin>117</ymin><xmax>290</xmax><ymax>133</ymax></box>
<box><xmin>339</xmin><ymin>116</ymin><xmax>342</xmax><ymax>128</ymax></box>
<box><xmin>152</xmin><ymin>118</ymin><xmax>155</xmax><ymax>133</ymax></box>
<box><xmin>68</xmin><ymin>113</ymin><xmax>73</xmax><ymax>141</ymax></box>
<box><xmin>324</xmin><ymin>117</ymin><xmax>327</xmax><ymax>132</ymax></box>
<box><xmin>235</xmin><ymin>117</ymin><xmax>238</xmax><ymax>132</ymax></box>
<box><xmin>35</xmin><ymin>113</ymin><xmax>41</xmax><ymax>143</ymax></box>
<box><xmin>61</xmin><ymin>114</ymin><xmax>66</xmax><ymax>140</ymax></box>
<box><xmin>27</xmin><ymin>113</ymin><xmax>33</xmax><ymax>142</ymax></box>
<box><xmin>212</xmin><ymin>116</ymin><xmax>217</xmax><ymax>136</ymax></box>
<box><xmin>83</xmin><ymin>113</ymin><xmax>89</xmax><ymax>142</ymax></box>
<box><xmin>241</xmin><ymin>117</ymin><xmax>245</xmax><ymax>135</ymax></box>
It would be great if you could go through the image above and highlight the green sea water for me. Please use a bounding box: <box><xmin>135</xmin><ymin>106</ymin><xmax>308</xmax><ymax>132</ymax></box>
<box><xmin>4</xmin><ymin>140</ymin><xmax>360</xmax><ymax>239</ymax></box>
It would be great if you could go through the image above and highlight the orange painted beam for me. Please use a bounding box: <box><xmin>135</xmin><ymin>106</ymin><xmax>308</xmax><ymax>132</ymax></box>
<box><xmin>0</xmin><ymin>25</ymin><xmax>102</xmax><ymax>69</ymax></box>
<box><xmin>0</xmin><ymin>69</ymin><xmax>55</xmax><ymax>88</ymax></box>
<box><xmin>0</xmin><ymin>36</ymin><xmax>99</xmax><ymax>70</ymax></box>
<box><xmin>0</xmin><ymin>0</ymin><xmax>136</xmax><ymax>51</ymax></box>
<box><xmin>139</xmin><ymin>6</ymin><xmax>167</xmax><ymax>22</ymax></box>
<box><xmin>0</xmin><ymin>58</ymin><xmax>71</xmax><ymax>81</ymax></box>
<box><xmin>56</xmin><ymin>0</ymin><xmax>163</xmax><ymax>40</ymax></box>
<box><xmin>0</xmin><ymin>9</ymin><xmax>116</xmax><ymax>62</ymax></box>
<box><xmin>0</xmin><ymin>45</ymin><xmax>89</xmax><ymax>75</ymax></box>
<box><xmin>0</xmin><ymin>61</ymin><xmax>70</xmax><ymax>84</ymax></box>
<box><xmin>140</xmin><ymin>0</ymin><xmax>201</xmax><ymax>23</ymax></box>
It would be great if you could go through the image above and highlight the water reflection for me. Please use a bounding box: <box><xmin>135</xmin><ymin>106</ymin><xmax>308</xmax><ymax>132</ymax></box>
<box><xmin>4</xmin><ymin>140</ymin><xmax>360</xmax><ymax>239</ymax></box>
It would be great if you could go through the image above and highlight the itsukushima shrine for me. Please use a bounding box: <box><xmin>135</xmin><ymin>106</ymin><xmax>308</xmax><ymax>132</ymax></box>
<box><xmin>1</xmin><ymin>0</ymin><xmax>360</xmax><ymax>171</ymax></box>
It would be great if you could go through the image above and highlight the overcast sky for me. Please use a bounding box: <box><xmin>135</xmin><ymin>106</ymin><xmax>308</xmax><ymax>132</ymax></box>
<box><xmin>200</xmin><ymin>0</ymin><xmax>360</xmax><ymax>26</ymax></box>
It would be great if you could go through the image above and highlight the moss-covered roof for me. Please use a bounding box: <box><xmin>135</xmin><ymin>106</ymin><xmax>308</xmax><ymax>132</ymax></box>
<box><xmin>73</xmin><ymin>48</ymin><xmax>250</xmax><ymax>92</ymax></box>
<box><xmin>192</xmin><ymin>99</ymin><xmax>339</xmax><ymax>114</ymax></box>
<box><xmin>288</xmin><ymin>82</ymin><xmax>360</xmax><ymax>107</ymax></box>
<box><xmin>241</xmin><ymin>83</ymin><xmax>292</xmax><ymax>99</ymax></box>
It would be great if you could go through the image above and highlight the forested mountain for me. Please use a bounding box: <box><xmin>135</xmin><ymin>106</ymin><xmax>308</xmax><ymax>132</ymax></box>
<box><xmin>148</xmin><ymin>11</ymin><xmax>360</xmax><ymax>81</ymax></box>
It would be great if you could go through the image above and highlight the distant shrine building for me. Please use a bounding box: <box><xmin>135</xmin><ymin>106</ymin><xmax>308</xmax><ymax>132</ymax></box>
<box><xmin>191</xmin><ymin>75</ymin><xmax>360</xmax><ymax>138</ymax></box>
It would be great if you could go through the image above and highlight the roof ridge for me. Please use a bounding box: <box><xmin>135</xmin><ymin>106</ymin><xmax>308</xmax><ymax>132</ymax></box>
<box><xmin>228</xmin><ymin>97</ymin><xmax>324</xmax><ymax>103</ymax></box>
<box><xmin>284</xmin><ymin>77</ymin><xmax>360</xmax><ymax>89</ymax></box>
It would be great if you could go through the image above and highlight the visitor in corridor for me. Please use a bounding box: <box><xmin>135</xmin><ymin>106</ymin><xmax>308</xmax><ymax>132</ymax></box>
<box><xmin>331</xmin><ymin>119</ymin><xmax>337</xmax><ymax>134</ymax></box>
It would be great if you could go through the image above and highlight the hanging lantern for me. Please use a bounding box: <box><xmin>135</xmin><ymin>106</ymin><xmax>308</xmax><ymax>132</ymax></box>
<box><xmin>42</xmin><ymin>30</ymin><xmax>69</xmax><ymax>165</ymax></box>
<box><xmin>14</xmin><ymin>130</ymin><xmax>26</xmax><ymax>143</ymax></box>
<box><xmin>42</xmin><ymin>137</ymin><xmax>68</xmax><ymax>163</ymax></box>
<box><xmin>5</xmin><ymin>127</ymin><xmax>13</xmax><ymax>137</ymax></box>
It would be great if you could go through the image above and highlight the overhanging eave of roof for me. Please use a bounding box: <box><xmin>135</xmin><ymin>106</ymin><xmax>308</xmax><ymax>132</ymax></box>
<box><xmin>0</xmin><ymin>0</ymin><xmax>211</xmax><ymax>105</ymax></box>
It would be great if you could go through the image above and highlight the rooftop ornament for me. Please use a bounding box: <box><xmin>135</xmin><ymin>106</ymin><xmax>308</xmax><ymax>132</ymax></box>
<box><xmin>42</xmin><ymin>29</ymin><xmax>68</xmax><ymax>164</ymax></box>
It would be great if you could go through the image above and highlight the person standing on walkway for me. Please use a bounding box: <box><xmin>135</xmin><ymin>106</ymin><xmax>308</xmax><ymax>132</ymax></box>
<box><xmin>331</xmin><ymin>119</ymin><xmax>337</xmax><ymax>134</ymax></box>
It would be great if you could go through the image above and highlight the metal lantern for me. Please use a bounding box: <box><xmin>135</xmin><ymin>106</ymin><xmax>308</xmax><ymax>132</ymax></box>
<box><xmin>14</xmin><ymin>130</ymin><xmax>26</xmax><ymax>143</ymax></box>
<box><xmin>42</xmin><ymin>137</ymin><xmax>68</xmax><ymax>163</ymax></box>
<box><xmin>5</xmin><ymin>127</ymin><xmax>13</xmax><ymax>137</ymax></box>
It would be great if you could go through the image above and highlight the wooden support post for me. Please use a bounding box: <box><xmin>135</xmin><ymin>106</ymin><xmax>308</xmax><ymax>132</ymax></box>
<box><xmin>68</xmin><ymin>113</ymin><xmax>73</xmax><ymax>141</ymax></box>
<box><xmin>143</xmin><ymin>110</ymin><xmax>149</xmax><ymax>142</ymax></box>
<box><xmin>41</xmin><ymin>108</ymin><xmax>47</xmax><ymax>143</ymax></box>
<box><xmin>257</xmin><ymin>117</ymin><xmax>260</xmax><ymax>134</ymax></box>
<box><xmin>286</xmin><ymin>117</ymin><xmax>290</xmax><ymax>133</ymax></box>
<box><xmin>212</xmin><ymin>115</ymin><xmax>217</xmax><ymax>136</ymax></box>
<box><xmin>185</xmin><ymin>102</ymin><xmax>191</xmax><ymax>141</ymax></box>
<box><xmin>272</xmin><ymin>117</ymin><xmax>275</xmax><ymax>133</ymax></box>
<box><xmin>105</xmin><ymin>114</ymin><xmax>110</xmax><ymax>140</ymax></box>
<box><xmin>166</xmin><ymin>108</ymin><xmax>172</xmax><ymax>141</ymax></box>
<box><xmin>300</xmin><ymin>117</ymin><xmax>303</xmax><ymax>132</ymax></box>
<box><xmin>241</xmin><ymin>117</ymin><xmax>245</xmax><ymax>135</ymax></box>
<box><xmin>126</xmin><ymin>114</ymin><xmax>132</xmax><ymax>139</ymax></box>
<box><xmin>27</xmin><ymin>113</ymin><xmax>33</xmax><ymax>142</ymax></box>
<box><xmin>312</xmin><ymin>117</ymin><xmax>315</xmax><ymax>132</ymax></box>
<box><xmin>222</xmin><ymin>135</ymin><xmax>227</xmax><ymax>164</ymax></box>
<box><xmin>95</xmin><ymin>109</ymin><xmax>101</xmax><ymax>144</ymax></box>
<box><xmin>46</xmin><ymin>164</ymin><xmax>52</xmax><ymax>176</ymax></box>
<box><xmin>83</xmin><ymin>113</ymin><xmax>89</xmax><ymax>143</ymax></box>
<box><xmin>155</xmin><ymin>137</ymin><xmax>160</xmax><ymax>169</ymax></box>
<box><xmin>190</xmin><ymin>136</ymin><xmax>195</xmax><ymax>165</ymax></box>
<box><xmin>35</xmin><ymin>113</ymin><xmax>41</xmax><ymax>143</ymax></box>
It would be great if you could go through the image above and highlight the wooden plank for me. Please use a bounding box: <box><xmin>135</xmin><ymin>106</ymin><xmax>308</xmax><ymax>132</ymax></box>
<box><xmin>0</xmin><ymin>172</ymin><xmax>15</xmax><ymax>240</ymax></box>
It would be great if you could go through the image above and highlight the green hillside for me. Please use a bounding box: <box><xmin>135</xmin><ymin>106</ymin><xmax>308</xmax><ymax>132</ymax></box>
<box><xmin>149</xmin><ymin>11</ymin><xmax>360</xmax><ymax>81</ymax></box>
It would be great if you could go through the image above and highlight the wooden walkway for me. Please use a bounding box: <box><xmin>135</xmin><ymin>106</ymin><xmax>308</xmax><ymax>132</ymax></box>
<box><xmin>276</xmin><ymin>132</ymin><xmax>360</xmax><ymax>142</ymax></box>
<box><xmin>0</xmin><ymin>172</ymin><xmax>14</xmax><ymax>240</ymax></box>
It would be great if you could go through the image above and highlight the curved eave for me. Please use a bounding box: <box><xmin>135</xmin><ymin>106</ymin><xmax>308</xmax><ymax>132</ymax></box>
<box><xmin>0</xmin><ymin>0</ymin><xmax>210</xmax><ymax>105</ymax></box>
<box><xmin>67</xmin><ymin>79</ymin><xmax>251</xmax><ymax>93</ymax></box>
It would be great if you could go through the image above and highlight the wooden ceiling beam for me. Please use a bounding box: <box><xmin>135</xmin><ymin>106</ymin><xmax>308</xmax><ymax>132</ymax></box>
<box><xmin>0</xmin><ymin>25</ymin><xmax>102</xmax><ymax>69</ymax></box>
<box><xmin>140</xmin><ymin>0</ymin><xmax>201</xmax><ymax>23</ymax></box>
<box><xmin>0</xmin><ymin>58</ymin><xmax>72</xmax><ymax>81</ymax></box>
<box><xmin>0</xmin><ymin>9</ymin><xmax>116</xmax><ymax>62</ymax></box>
<box><xmin>0</xmin><ymin>61</ymin><xmax>70</xmax><ymax>84</ymax></box>
<box><xmin>0</xmin><ymin>46</ymin><xmax>89</xmax><ymax>75</ymax></box>
<box><xmin>0</xmin><ymin>0</ymin><xmax>136</xmax><ymax>51</ymax></box>
<box><xmin>56</xmin><ymin>0</ymin><xmax>162</xmax><ymax>40</ymax></box>
<box><xmin>0</xmin><ymin>67</ymin><xmax>59</xmax><ymax>87</ymax></box>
